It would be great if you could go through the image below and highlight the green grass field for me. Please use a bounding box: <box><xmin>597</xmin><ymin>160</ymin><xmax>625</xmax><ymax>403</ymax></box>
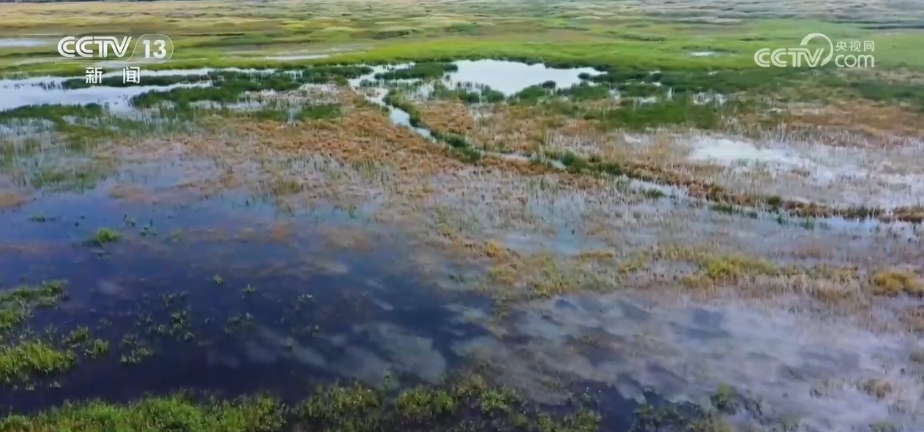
<box><xmin>0</xmin><ymin>0</ymin><xmax>922</xmax><ymax>76</ymax></box>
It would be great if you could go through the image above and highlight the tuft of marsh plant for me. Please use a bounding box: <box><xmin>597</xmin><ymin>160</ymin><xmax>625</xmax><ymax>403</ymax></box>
<box><xmin>64</xmin><ymin>326</ymin><xmax>90</xmax><ymax>347</ymax></box>
<box><xmin>871</xmin><ymin>270</ymin><xmax>923</xmax><ymax>298</ymax></box>
<box><xmin>710</xmin><ymin>384</ymin><xmax>736</xmax><ymax>413</ymax></box>
<box><xmin>85</xmin><ymin>339</ymin><xmax>109</xmax><ymax>359</ymax></box>
<box><xmin>0</xmin><ymin>340</ymin><xmax>75</xmax><ymax>385</ymax></box>
<box><xmin>90</xmin><ymin>228</ymin><xmax>121</xmax><ymax>246</ymax></box>
<box><xmin>861</xmin><ymin>378</ymin><xmax>892</xmax><ymax>399</ymax></box>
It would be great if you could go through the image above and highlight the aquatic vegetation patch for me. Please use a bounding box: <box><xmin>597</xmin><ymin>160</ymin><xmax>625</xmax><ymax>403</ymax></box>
<box><xmin>27</xmin><ymin>161</ymin><xmax>111</xmax><ymax>192</ymax></box>
<box><xmin>556</xmin><ymin>83</ymin><xmax>612</xmax><ymax>101</ymax></box>
<box><xmin>0</xmin><ymin>104</ymin><xmax>105</xmax><ymax>124</ymax></box>
<box><xmin>583</xmin><ymin>98</ymin><xmax>722</xmax><ymax>131</ymax></box>
<box><xmin>0</xmin><ymin>280</ymin><xmax>74</xmax><ymax>387</ymax></box>
<box><xmin>243</xmin><ymin>103</ymin><xmax>342</xmax><ymax>123</ymax></box>
<box><xmin>382</xmin><ymin>91</ymin><xmax>424</xmax><ymax>127</ymax></box>
<box><xmin>431</xmin><ymin>82</ymin><xmax>505</xmax><ymax>104</ymax></box>
<box><xmin>0</xmin><ymin>340</ymin><xmax>75</xmax><ymax>386</ymax></box>
<box><xmin>128</xmin><ymin>68</ymin><xmax>361</xmax><ymax>110</ymax></box>
<box><xmin>89</xmin><ymin>228</ymin><xmax>121</xmax><ymax>246</ymax></box>
<box><xmin>0</xmin><ymin>280</ymin><xmax>66</xmax><ymax>336</ymax></box>
<box><xmin>374</xmin><ymin>62</ymin><xmax>458</xmax><ymax>80</ymax></box>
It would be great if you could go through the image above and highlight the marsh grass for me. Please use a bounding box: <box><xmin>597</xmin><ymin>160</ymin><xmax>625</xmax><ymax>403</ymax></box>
<box><xmin>374</xmin><ymin>62</ymin><xmax>458</xmax><ymax>80</ymax></box>
<box><xmin>0</xmin><ymin>280</ymin><xmax>74</xmax><ymax>387</ymax></box>
<box><xmin>0</xmin><ymin>340</ymin><xmax>76</xmax><ymax>386</ymax></box>
<box><xmin>128</xmin><ymin>68</ymin><xmax>363</xmax><ymax>109</ymax></box>
<box><xmin>0</xmin><ymin>280</ymin><xmax>65</xmax><ymax>337</ymax></box>
<box><xmin>583</xmin><ymin>98</ymin><xmax>723</xmax><ymax>131</ymax></box>
<box><xmin>841</xmin><ymin>80</ymin><xmax>924</xmax><ymax>111</ymax></box>
<box><xmin>90</xmin><ymin>228</ymin><xmax>121</xmax><ymax>246</ymax></box>
<box><xmin>28</xmin><ymin>162</ymin><xmax>111</xmax><ymax>192</ymax></box>
<box><xmin>871</xmin><ymin>270</ymin><xmax>923</xmax><ymax>297</ymax></box>
<box><xmin>710</xmin><ymin>384</ymin><xmax>737</xmax><ymax>413</ymax></box>
<box><xmin>85</xmin><ymin>339</ymin><xmax>109</xmax><ymax>359</ymax></box>
<box><xmin>861</xmin><ymin>378</ymin><xmax>893</xmax><ymax>399</ymax></box>
<box><xmin>297</xmin><ymin>373</ymin><xmax>599</xmax><ymax>432</ymax></box>
<box><xmin>0</xmin><ymin>393</ymin><xmax>286</xmax><ymax>432</ymax></box>
<box><xmin>0</xmin><ymin>104</ymin><xmax>105</xmax><ymax>123</ymax></box>
<box><xmin>0</xmin><ymin>370</ymin><xmax>605</xmax><ymax>432</ymax></box>
<box><xmin>431</xmin><ymin>83</ymin><xmax>505</xmax><ymax>104</ymax></box>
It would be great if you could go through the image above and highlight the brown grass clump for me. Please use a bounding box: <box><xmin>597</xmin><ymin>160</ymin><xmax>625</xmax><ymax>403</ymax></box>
<box><xmin>861</xmin><ymin>378</ymin><xmax>893</xmax><ymax>400</ymax></box>
<box><xmin>782</xmin><ymin>100</ymin><xmax>924</xmax><ymax>140</ymax></box>
<box><xmin>0</xmin><ymin>192</ymin><xmax>28</xmax><ymax>209</ymax></box>
<box><xmin>417</xmin><ymin>101</ymin><xmax>476</xmax><ymax>136</ymax></box>
<box><xmin>871</xmin><ymin>270</ymin><xmax>923</xmax><ymax>298</ymax></box>
<box><xmin>680</xmin><ymin>273</ymin><xmax>713</xmax><ymax>290</ymax></box>
<box><xmin>483</xmin><ymin>240</ymin><xmax>510</xmax><ymax>259</ymax></box>
<box><xmin>701</xmin><ymin>254</ymin><xmax>777</xmax><ymax>282</ymax></box>
<box><xmin>901</xmin><ymin>306</ymin><xmax>924</xmax><ymax>333</ymax></box>
<box><xmin>808</xmin><ymin>280</ymin><xmax>859</xmax><ymax>304</ymax></box>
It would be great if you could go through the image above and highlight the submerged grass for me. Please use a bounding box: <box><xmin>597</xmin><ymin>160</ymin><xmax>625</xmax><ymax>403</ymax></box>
<box><xmin>90</xmin><ymin>228</ymin><xmax>121</xmax><ymax>246</ymax></box>
<box><xmin>0</xmin><ymin>280</ymin><xmax>66</xmax><ymax>336</ymax></box>
<box><xmin>0</xmin><ymin>280</ymin><xmax>73</xmax><ymax>387</ymax></box>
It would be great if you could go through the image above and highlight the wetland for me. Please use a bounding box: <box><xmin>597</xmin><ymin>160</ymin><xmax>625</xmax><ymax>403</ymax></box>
<box><xmin>0</xmin><ymin>0</ymin><xmax>923</xmax><ymax>431</ymax></box>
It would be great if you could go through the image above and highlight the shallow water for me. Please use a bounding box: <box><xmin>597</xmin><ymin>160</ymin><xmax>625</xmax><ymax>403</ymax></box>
<box><xmin>0</xmin><ymin>80</ymin><xmax>210</xmax><ymax>112</ymax></box>
<box><xmin>683</xmin><ymin>135</ymin><xmax>924</xmax><ymax>208</ymax></box>
<box><xmin>446</xmin><ymin>60</ymin><xmax>601</xmax><ymax>95</ymax></box>
<box><xmin>0</xmin><ymin>60</ymin><xmax>597</xmax><ymax>126</ymax></box>
<box><xmin>687</xmin><ymin>51</ymin><xmax>718</xmax><ymax>57</ymax></box>
<box><xmin>0</xmin><ymin>164</ymin><xmax>660</xmax><ymax>428</ymax></box>
<box><xmin>1</xmin><ymin>153</ymin><xmax>921</xmax><ymax>429</ymax></box>
<box><xmin>473</xmin><ymin>292</ymin><xmax>924</xmax><ymax>431</ymax></box>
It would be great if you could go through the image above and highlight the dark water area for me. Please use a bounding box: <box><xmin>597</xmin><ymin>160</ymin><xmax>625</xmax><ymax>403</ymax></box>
<box><xmin>0</xmin><ymin>187</ymin><xmax>489</xmax><ymax>413</ymax></box>
<box><xmin>0</xmin><ymin>185</ymin><xmax>662</xmax><ymax>431</ymax></box>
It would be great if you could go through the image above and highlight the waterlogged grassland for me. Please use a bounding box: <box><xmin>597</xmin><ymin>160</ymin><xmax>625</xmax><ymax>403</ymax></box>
<box><xmin>0</xmin><ymin>0</ymin><xmax>923</xmax><ymax>431</ymax></box>
<box><xmin>0</xmin><ymin>66</ymin><xmax>922</xmax><ymax>431</ymax></box>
